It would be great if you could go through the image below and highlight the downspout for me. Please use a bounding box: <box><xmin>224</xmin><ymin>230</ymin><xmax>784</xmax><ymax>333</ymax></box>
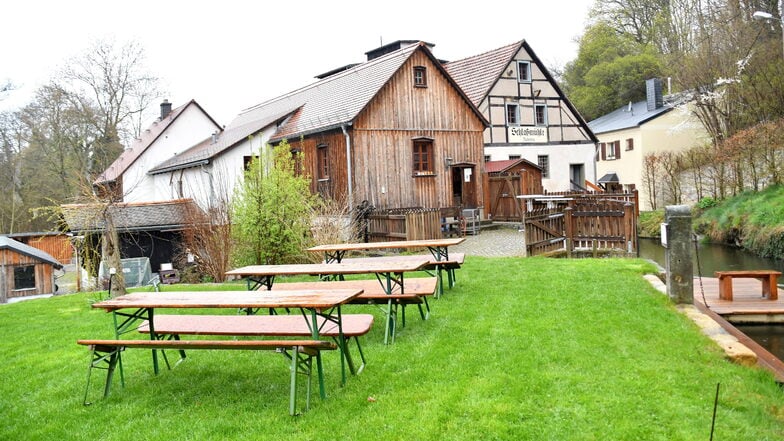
<box><xmin>341</xmin><ymin>124</ymin><xmax>353</xmax><ymax>211</ymax></box>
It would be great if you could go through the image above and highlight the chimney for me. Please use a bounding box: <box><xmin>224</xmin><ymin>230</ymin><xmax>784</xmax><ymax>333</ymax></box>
<box><xmin>160</xmin><ymin>99</ymin><xmax>172</xmax><ymax>120</ymax></box>
<box><xmin>646</xmin><ymin>79</ymin><xmax>663</xmax><ymax>111</ymax></box>
<box><xmin>211</xmin><ymin>131</ymin><xmax>218</xmax><ymax>144</ymax></box>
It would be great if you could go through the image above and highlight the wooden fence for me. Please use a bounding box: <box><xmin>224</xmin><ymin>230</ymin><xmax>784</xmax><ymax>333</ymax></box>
<box><xmin>367</xmin><ymin>208</ymin><xmax>442</xmax><ymax>242</ymax></box>
<box><xmin>524</xmin><ymin>192</ymin><xmax>638</xmax><ymax>257</ymax></box>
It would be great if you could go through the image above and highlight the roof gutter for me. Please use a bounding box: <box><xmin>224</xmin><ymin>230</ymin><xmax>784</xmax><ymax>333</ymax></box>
<box><xmin>148</xmin><ymin>159</ymin><xmax>209</xmax><ymax>175</ymax></box>
<box><xmin>341</xmin><ymin>124</ymin><xmax>353</xmax><ymax>211</ymax></box>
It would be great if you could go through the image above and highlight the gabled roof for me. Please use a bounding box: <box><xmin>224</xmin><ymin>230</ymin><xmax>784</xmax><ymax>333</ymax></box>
<box><xmin>0</xmin><ymin>236</ymin><xmax>63</xmax><ymax>269</ymax></box>
<box><xmin>148</xmin><ymin>107</ymin><xmax>294</xmax><ymax>174</ymax></box>
<box><xmin>485</xmin><ymin>158</ymin><xmax>541</xmax><ymax>174</ymax></box>
<box><xmin>588</xmin><ymin>93</ymin><xmax>692</xmax><ymax>134</ymax></box>
<box><xmin>444</xmin><ymin>41</ymin><xmax>521</xmax><ymax>107</ymax></box>
<box><xmin>61</xmin><ymin>199</ymin><xmax>199</xmax><ymax>234</ymax></box>
<box><xmin>445</xmin><ymin>40</ymin><xmax>598</xmax><ymax>143</ymax></box>
<box><xmin>229</xmin><ymin>41</ymin><xmax>485</xmax><ymax>144</ymax></box>
<box><xmin>588</xmin><ymin>101</ymin><xmax>671</xmax><ymax>134</ymax></box>
<box><xmin>94</xmin><ymin>100</ymin><xmax>220</xmax><ymax>184</ymax></box>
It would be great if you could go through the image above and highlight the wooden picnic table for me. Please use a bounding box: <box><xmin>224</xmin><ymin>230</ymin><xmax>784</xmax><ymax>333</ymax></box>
<box><xmin>226</xmin><ymin>258</ymin><xmax>431</xmax><ymax>344</ymax></box>
<box><xmin>91</xmin><ymin>288</ymin><xmax>363</xmax><ymax>400</ymax></box>
<box><xmin>308</xmin><ymin>238</ymin><xmax>465</xmax><ymax>296</ymax></box>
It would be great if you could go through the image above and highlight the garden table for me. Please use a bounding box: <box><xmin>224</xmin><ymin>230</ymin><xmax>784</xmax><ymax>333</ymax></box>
<box><xmin>308</xmin><ymin>238</ymin><xmax>465</xmax><ymax>296</ymax></box>
<box><xmin>91</xmin><ymin>288</ymin><xmax>363</xmax><ymax>399</ymax></box>
<box><xmin>226</xmin><ymin>258</ymin><xmax>431</xmax><ymax>343</ymax></box>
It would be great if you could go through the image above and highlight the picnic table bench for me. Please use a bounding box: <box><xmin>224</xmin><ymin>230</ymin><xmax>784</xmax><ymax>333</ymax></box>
<box><xmin>714</xmin><ymin>270</ymin><xmax>782</xmax><ymax>301</ymax></box>
<box><xmin>335</xmin><ymin>255</ymin><xmax>464</xmax><ymax>297</ymax></box>
<box><xmin>137</xmin><ymin>313</ymin><xmax>374</xmax><ymax>375</ymax></box>
<box><xmin>269</xmin><ymin>278</ymin><xmax>438</xmax><ymax>341</ymax></box>
<box><xmin>77</xmin><ymin>338</ymin><xmax>335</xmax><ymax>415</ymax></box>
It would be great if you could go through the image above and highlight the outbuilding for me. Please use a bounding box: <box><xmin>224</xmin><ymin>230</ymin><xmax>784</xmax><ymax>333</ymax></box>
<box><xmin>0</xmin><ymin>236</ymin><xmax>63</xmax><ymax>303</ymax></box>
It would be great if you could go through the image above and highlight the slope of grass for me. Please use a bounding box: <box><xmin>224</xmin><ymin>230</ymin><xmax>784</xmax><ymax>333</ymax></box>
<box><xmin>1</xmin><ymin>257</ymin><xmax>782</xmax><ymax>440</ymax></box>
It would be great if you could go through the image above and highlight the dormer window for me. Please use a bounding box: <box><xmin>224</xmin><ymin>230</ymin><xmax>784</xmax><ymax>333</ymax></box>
<box><xmin>413</xmin><ymin>66</ymin><xmax>427</xmax><ymax>88</ymax></box>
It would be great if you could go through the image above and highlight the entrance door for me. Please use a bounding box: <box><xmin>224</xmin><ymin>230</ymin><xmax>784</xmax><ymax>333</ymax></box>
<box><xmin>570</xmin><ymin>164</ymin><xmax>585</xmax><ymax>191</ymax></box>
<box><xmin>451</xmin><ymin>165</ymin><xmax>477</xmax><ymax>207</ymax></box>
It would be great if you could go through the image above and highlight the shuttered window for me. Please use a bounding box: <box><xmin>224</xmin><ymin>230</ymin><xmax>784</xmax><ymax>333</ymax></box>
<box><xmin>626</xmin><ymin>138</ymin><xmax>634</xmax><ymax>151</ymax></box>
<box><xmin>413</xmin><ymin>139</ymin><xmax>434</xmax><ymax>175</ymax></box>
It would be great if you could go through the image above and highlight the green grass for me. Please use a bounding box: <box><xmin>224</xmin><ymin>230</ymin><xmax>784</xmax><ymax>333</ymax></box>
<box><xmin>695</xmin><ymin>185</ymin><xmax>784</xmax><ymax>258</ymax></box>
<box><xmin>2</xmin><ymin>257</ymin><xmax>783</xmax><ymax>440</ymax></box>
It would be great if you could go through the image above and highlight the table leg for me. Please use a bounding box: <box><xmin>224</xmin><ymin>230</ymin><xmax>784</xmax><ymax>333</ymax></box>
<box><xmin>308</xmin><ymin>309</ymin><xmax>327</xmax><ymax>400</ymax></box>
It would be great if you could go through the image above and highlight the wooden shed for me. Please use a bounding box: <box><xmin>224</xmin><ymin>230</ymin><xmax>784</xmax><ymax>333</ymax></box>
<box><xmin>483</xmin><ymin>158</ymin><xmax>543</xmax><ymax>221</ymax></box>
<box><xmin>1</xmin><ymin>236</ymin><xmax>63</xmax><ymax>303</ymax></box>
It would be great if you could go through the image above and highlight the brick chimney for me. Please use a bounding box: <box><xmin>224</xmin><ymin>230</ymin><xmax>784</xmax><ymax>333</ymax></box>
<box><xmin>160</xmin><ymin>99</ymin><xmax>172</xmax><ymax>120</ymax></box>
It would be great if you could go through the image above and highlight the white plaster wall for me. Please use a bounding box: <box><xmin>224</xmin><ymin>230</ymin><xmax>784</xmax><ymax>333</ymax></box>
<box><xmin>152</xmin><ymin>125</ymin><xmax>273</xmax><ymax>209</ymax></box>
<box><xmin>596</xmin><ymin>105</ymin><xmax>710</xmax><ymax>210</ymax></box>
<box><xmin>122</xmin><ymin>105</ymin><xmax>220</xmax><ymax>203</ymax></box>
<box><xmin>485</xmin><ymin>143</ymin><xmax>597</xmax><ymax>192</ymax></box>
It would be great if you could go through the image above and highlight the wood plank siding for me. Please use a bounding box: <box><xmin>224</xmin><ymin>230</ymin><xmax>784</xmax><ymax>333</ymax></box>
<box><xmin>289</xmin><ymin>49</ymin><xmax>486</xmax><ymax>211</ymax></box>
<box><xmin>0</xmin><ymin>249</ymin><xmax>57</xmax><ymax>302</ymax></box>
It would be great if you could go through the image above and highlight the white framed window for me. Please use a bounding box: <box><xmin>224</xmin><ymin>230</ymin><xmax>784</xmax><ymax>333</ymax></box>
<box><xmin>518</xmin><ymin>61</ymin><xmax>531</xmax><ymax>83</ymax></box>
<box><xmin>506</xmin><ymin>104</ymin><xmax>519</xmax><ymax>125</ymax></box>
<box><xmin>534</xmin><ymin>104</ymin><xmax>548</xmax><ymax>126</ymax></box>
<box><xmin>537</xmin><ymin>155</ymin><xmax>549</xmax><ymax>178</ymax></box>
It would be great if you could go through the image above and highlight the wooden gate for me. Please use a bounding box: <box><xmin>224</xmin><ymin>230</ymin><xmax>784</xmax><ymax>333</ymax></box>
<box><xmin>524</xmin><ymin>192</ymin><xmax>638</xmax><ymax>257</ymax></box>
<box><xmin>487</xmin><ymin>174</ymin><xmax>523</xmax><ymax>221</ymax></box>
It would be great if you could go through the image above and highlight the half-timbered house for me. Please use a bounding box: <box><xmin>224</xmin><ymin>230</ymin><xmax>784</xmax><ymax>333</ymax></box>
<box><xmin>444</xmin><ymin>40</ymin><xmax>598</xmax><ymax>192</ymax></box>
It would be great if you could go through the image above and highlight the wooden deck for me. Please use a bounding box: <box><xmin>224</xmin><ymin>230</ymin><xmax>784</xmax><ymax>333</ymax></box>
<box><xmin>693</xmin><ymin>276</ymin><xmax>784</xmax><ymax>383</ymax></box>
<box><xmin>693</xmin><ymin>276</ymin><xmax>784</xmax><ymax>317</ymax></box>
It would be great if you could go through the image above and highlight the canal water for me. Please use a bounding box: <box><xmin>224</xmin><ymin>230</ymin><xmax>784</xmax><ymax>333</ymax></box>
<box><xmin>639</xmin><ymin>238</ymin><xmax>784</xmax><ymax>361</ymax></box>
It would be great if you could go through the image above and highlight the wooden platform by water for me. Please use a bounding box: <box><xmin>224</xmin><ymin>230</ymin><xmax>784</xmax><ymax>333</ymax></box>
<box><xmin>693</xmin><ymin>276</ymin><xmax>784</xmax><ymax>318</ymax></box>
<box><xmin>693</xmin><ymin>276</ymin><xmax>784</xmax><ymax>382</ymax></box>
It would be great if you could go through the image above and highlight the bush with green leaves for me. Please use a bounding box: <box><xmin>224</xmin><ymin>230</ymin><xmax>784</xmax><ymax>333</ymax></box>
<box><xmin>231</xmin><ymin>140</ymin><xmax>320</xmax><ymax>265</ymax></box>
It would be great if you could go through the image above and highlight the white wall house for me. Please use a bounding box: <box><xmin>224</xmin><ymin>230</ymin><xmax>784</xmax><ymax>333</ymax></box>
<box><xmin>588</xmin><ymin>79</ymin><xmax>711</xmax><ymax>210</ymax></box>
<box><xmin>94</xmin><ymin>100</ymin><xmax>223</xmax><ymax>204</ymax></box>
<box><xmin>445</xmin><ymin>40</ymin><xmax>598</xmax><ymax>192</ymax></box>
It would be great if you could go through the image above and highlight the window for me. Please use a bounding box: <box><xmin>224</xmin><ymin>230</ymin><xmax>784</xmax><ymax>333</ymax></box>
<box><xmin>243</xmin><ymin>155</ymin><xmax>259</xmax><ymax>170</ymax></box>
<box><xmin>604</xmin><ymin>141</ymin><xmax>621</xmax><ymax>160</ymax></box>
<box><xmin>506</xmin><ymin>104</ymin><xmax>518</xmax><ymax>125</ymax></box>
<box><xmin>484</xmin><ymin>155</ymin><xmax>491</xmax><ymax>163</ymax></box>
<box><xmin>413</xmin><ymin>138</ymin><xmax>434</xmax><ymax>175</ymax></box>
<box><xmin>13</xmin><ymin>265</ymin><xmax>35</xmax><ymax>290</ymax></box>
<box><xmin>626</xmin><ymin>138</ymin><xmax>634</xmax><ymax>151</ymax></box>
<box><xmin>509</xmin><ymin>155</ymin><xmax>521</xmax><ymax>160</ymax></box>
<box><xmin>518</xmin><ymin>61</ymin><xmax>531</xmax><ymax>82</ymax></box>
<box><xmin>535</xmin><ymin>104</ymin><xmax>548</xmax><ymax>126</ymax></box>
<box><xmin>317</xmin><ymin>144</ymin><xmax>329</xmax><ymax>180</ymax></box>
<box><xmin>413</xmin><ymin>66</ymin><xmax>427</xmax><ymax>87</ymax></box>
<box><xmin>537</xmin><ymin>155</ymin><xmax>549</xmax><ymax>178</ymax></box>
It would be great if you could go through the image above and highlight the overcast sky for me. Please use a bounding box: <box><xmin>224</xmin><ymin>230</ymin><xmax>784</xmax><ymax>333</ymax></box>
<box><xmin>2</xmin><ymin>0</ymin><xmax>594</xmax><ymax>126</ymax></box>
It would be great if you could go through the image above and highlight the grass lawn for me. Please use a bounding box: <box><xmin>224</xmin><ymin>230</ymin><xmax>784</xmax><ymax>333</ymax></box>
<box><xmin>1</xmin><ymin>257</ymin><xmax>783</xmax><ymax>440</ymax></box>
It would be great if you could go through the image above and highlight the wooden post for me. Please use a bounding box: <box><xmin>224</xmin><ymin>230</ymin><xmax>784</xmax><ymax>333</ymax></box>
<box><xmin>624</xmin><ymin>202</ymin><xmax>634</xmax><ymax>254</ymax></box>
<box><xmin>564</xmin><ymin>206</ymin><xmax>573</xmax><ymax>258</ymax></box>
<box><xmin>0</xmin><ymin>265</ymin><xmax>6</xmax><ymax>303</ymax></box>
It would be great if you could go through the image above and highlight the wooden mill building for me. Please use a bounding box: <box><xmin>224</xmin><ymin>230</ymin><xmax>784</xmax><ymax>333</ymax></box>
<box><xmin>240</xmin><ymin>40</ymin><xmax>489</xmax><ymax>212</ymax></box>
<box><xmin>0</xmin><ymin>236</ymin><xmax>63</xmax><ymax>303</ymax></box>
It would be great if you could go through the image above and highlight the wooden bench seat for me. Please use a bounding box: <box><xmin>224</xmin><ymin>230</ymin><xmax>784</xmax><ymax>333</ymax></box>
<box><xmin>77</xmin><ymin>338</ymin><xmax>336</xmax><ymax>415</ymax></box>
<box><xmin>270</xmin><ymin>278</ymin><xmax>436</xmax><ymax>324</ymax></box>
<box><xmin>138</xmin><ymin>313</ymin><xmax>373</xmax><ymax>376</ymax></box>
<box><xmin>714</xmin><ymin>270</ymin><xmax>782</xmax><ymax>301</ymax></box>
<box><xmin>335</xmin><ymin>255</ymin><xmax>463</xmax><ymax>297</ymax></box>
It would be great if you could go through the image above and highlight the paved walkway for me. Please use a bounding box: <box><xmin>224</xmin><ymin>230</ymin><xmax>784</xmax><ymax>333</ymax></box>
<box><xmin>450</xmin><ymin>226</ymin><xmax>526</xmax><ymax>257</ymax></box>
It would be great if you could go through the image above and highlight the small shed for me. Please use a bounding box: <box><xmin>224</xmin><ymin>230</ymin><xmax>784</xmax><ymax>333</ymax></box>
<box><xmin>1</xmin><ymin>236</ymin><xmax>63</xmax><ymax>303</ymax></box>
<box><xmin>483</xmin><ymin>159</ymin><xmax>543</xmax><ymax>221</ymax></box>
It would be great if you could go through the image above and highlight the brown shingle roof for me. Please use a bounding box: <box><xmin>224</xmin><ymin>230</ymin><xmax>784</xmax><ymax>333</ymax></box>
<box><xmin>444</xmin><ymin>41</ymin><xmax>522</xmax><ymax>107</ymax></box>
<box><xmin>61</xmin><ymin>199</ymin><xmax>200</xmax><ymax>234</ymax></box>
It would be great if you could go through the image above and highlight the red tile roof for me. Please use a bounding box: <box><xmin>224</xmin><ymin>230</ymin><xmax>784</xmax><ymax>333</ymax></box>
<box><xmin>444</xmin><ymin>41</ymin><xmax>522</xmax><ymax>107</ymax></box>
